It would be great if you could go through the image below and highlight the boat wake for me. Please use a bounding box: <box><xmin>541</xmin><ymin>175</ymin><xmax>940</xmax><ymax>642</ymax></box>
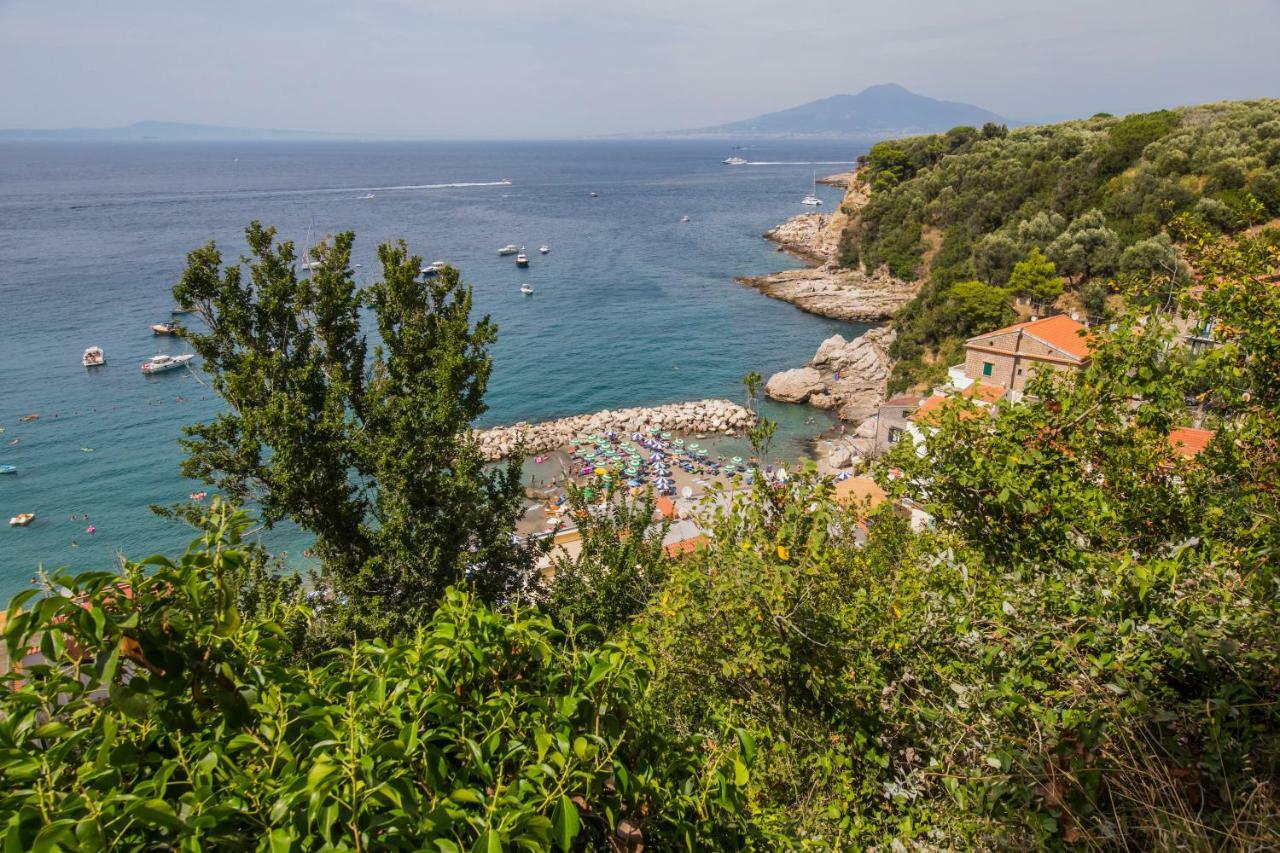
<box><xmin>742</xmin><ymin>161</ymin><xmax>854</xmax><ymax>166</ymax></box>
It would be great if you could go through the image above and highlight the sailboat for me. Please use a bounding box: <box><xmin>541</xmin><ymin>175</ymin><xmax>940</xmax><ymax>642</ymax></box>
<box><xmin>800</xmin><ymin>171</ymin><xmax>823</xmax><ymax>206</ymax></box>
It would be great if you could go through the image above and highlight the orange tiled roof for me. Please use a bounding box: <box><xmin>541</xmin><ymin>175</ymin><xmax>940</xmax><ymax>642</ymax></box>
<box><xmin>884</xmin><ymin>394</ymin><xmax>925</xmax><ymax>407</ymax></box>
<box><xmin>910</xmin><ymin>394</ymin><xmax>949</xmax><ymax>423</ymax></box>
<box><xmin>969</xmin><ymin>314</ymin><xmax>1092</xmax><ymax>361</ymax></box>
<box><xmin>833</xmin><ymin>477</ymin><xmax>887</xmax><ymax>511</ymax></box>
<box><xmin>655</xmin><ymin>496</ymin><xmax>677</xmax><ymax>520</ymax></box>
<box><xmin>968</xmin><ymin>382</ymin><xmax>1006</xmax><ymax>404</ymax></box>
<box><xmin>910</xmin><ymin>384</ymin><xmax>1005</xmax><ymax>426</ymax></box>
<box><xmin>1167</xmin><ymin>427</ymin><xmax>1215</xmax><ymax>459</ymax></box>
<box><xmin>663</xmin><ymin>536</ymin><xmax>707</xmax><ymax>557</ymax></box>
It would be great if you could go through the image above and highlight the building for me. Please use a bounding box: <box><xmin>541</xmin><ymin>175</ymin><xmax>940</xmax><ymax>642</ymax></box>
<box><xmin>873</xmin><ymin>394</ymin><xmax>924</xmax><ymax>456</ymax></box>
<box><xmin>961</xmin><ymin>314</ymin><xmax>1092</xmax><ymax>396</ymax></box>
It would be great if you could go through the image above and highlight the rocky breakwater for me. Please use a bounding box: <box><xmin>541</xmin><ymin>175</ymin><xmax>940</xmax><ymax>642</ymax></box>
<box><xmin>737</xmin><ymin>175</ymin><xmax>919</xmax><ymax>323</ymax></box>
<box><xmin>475</xmin><ymin>399</ymin><xmax>755</xmax><ymax>461</ymax></box>
<box><xmin>764</xmin><ymin>326</ymin><xmax>894</xmax><ymax>423</ymax></box>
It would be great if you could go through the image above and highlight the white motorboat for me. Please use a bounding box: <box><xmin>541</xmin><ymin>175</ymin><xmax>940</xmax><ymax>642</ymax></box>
<box><xmin>141</xmin><ymin>353</ymin><xmax>194</xmax><ymax>375</ymax></box>
<box><xmin>539</xmin><ymin>245</ymin><xmax>550</xmax><ymax>254</ymax></box>
<box><xmin>723</xmin><ymin>157</ymin><xmax>748</xmax><ymax>165</ymax></box>
<box><xmin>520</xmin><ymin>283</ymin><xmax>534</xmax><ymax>295</ymax></box>
<box><xmin>9</xmin><ymin>513</ymin><xmax>34</xmax><ymax>527</ymax></box>
<box><xmin>151</xmin><ymin>322</ymin><xmax>180</xmax><ymax>336</ymax></box>
<box><xmin>589</xmin><ymin>192</ymin><xmax>598</xmax><ymax>198</ymax></box>
<box><xmin>515</xmin><ymin>253</ymin><xmax>529</xmax><ymax>268</ymax></box>
<box><xmin>498</xmin><ymin>244</ymin><xmax>519</xmax><ymax>255</ymax></box>
<box><xmin>800</xmin><ymin>171</ymin><xmax>823</xmax><ymax>206</ymax></box>
<box><xmin>420</xmin><ymin>260</ymin><xmax>447</xmax><ymax>277</ymax></box>
<box><xmin>681</xmin><ymin>215</ymin><xmax>690</xmax><ymax>222</ymax></box>
<box><xmin>82</xmin><ymin>346</ymin><xmax>105</xmax><ymax>367</ymax></box>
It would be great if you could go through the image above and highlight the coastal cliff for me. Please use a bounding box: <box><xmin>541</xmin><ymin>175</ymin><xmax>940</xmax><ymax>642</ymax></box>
<box><xmin>737</xmin><ymin>176</ymin><xmax>919</xmax><ymax>323</ymax></box>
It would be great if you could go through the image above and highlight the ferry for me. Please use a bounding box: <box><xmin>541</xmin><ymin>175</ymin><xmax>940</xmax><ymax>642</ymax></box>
<box><xmin>141</xmin><ymin>353</ymin><xmax>194</xmax><ymax>375</ymax></box>
<box><xmin>151</xmin><ymin>322</ymin><xmax>180</xmax><ymax>336</ymax></box>
<box><xmin>82</xmin><ymin>346</ymin><xmax>105</xmax><ymax>367</ymax></box>
<box><xmin>498</xmin><ymin>244</ymin><xmax>519</xmax><ymax>255</ymax></box>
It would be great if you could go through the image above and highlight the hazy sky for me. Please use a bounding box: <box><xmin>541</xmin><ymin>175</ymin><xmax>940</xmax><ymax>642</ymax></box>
<box><xmin>1</xmin><ymin>0</ymin><xmax>1277</xmax><ymax>137</ymax></box>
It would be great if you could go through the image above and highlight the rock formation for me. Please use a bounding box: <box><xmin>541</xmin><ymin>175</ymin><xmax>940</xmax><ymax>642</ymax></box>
<box><xmin>765</xmin><ymin>327</ymin><xmax>895</xmax><ymax>422</ymax></box>
<box><xmin>475</xmin><ymin>399</ymin><xmax>754</xmax><ymax>461</ymax></box>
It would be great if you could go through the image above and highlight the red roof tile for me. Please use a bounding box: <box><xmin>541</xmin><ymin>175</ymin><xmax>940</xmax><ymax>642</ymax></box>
<box><xmin>969</xmin><ymin>314</ymin><xmax>1092</xmax><ymax>361</ymax></box>
<box><xmin>1167</xmin><ymin>427</ymin><xmax>1214</xmax><ymax>458</ymax></box>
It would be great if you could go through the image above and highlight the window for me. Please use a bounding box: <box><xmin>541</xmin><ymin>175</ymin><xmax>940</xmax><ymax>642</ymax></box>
<box><xmin>888</xmin><ymin>426</ymin><xmax>904</xmax><ymax>445</ymax></box>
<box><xmin>982</xmin><ymin>361</ymin><xmax>994</xmax><ymax>377</ymax></box>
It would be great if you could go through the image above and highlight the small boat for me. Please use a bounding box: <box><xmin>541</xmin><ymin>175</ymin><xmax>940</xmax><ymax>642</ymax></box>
<box><xmin>141</xmin><ymin>353</ymin><xmax>194</xmax><ymax>375</ymax></box>
<box><xmin>151</xmin><ymin>322</ymin><xmax>180</xmax><ymax>336</ymax></box>
<box><xmin>800</xmin><ymin>170</ymin><xmax>823</xmax><ymax>206</ymax></box>
<box><xmin>9</xmin><ymin>513</ymin><xmax>34</xmax><ymax>527</ymax></box>
<box><xmin>723</xmin><ymin>157</ymin><xmax>748</xmax><ymax>166</ymax></box>
<box><xmin>19</xmin><ymin>414</ymin><xmax>38</xmax><ymax>423</ymax></box>
<box><xmin>420</xmin><ymin>260</ymin><xmax>447</xmax><ymax>277</ymax></box>
<box><xmin>360</xmin><ymin>193</ymin><xmax>375</xmax><ymax>200</ymax></box>
<box><xmin>498</xmin><ymin>244</ymin><xmax>519</xmax><ymax>255</ymax></box>
<box><xmin>0</xmin><ymin>465</ymin><xmax>16</xmax><ymax>475</ymax></box>
<box><xmin>82</xmin><ymin>346</ymin><xmax>105</xmax><ymax>367</ymax></box>
<box><xmin>171</xmin><ymin>305</ymin><xmax>195</xmax><ymax>315</ymax></box>
<box><xmin>681</xmin><ymin>215</ymin><xmax>690</xmax><ymax>223</ymax></box>
<box><xmin>539</xmin><ymin>245</ymin><xmax>550</xmax><ymax>254</ymax></box>
<box><xmin>589</xmin><ymin>192</ymin><xmax>598</xmax><ymax>198</ymax></box>
<box><xmin>520</xmin><ymin>283</ymin><xmax>534</xmax><ymax>295</ymax></box>
<box><xmin>515</xmin><ymin>253</ymin><xmax>529</xmax><ymax>268</ymax></box>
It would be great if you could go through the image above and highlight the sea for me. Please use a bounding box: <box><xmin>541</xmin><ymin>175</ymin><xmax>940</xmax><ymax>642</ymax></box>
<box><xmin>0</xmin><ymin>139</ymin><xmax>869</xmax><ymax>597</ymax></box>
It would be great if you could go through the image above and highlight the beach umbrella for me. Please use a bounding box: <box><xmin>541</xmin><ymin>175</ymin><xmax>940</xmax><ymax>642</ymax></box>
<box><xmin>674</xmin><ymin>438</ymin><xmax>684</xmax><ymax>446</ymax></box>
<box><xmin>731</xmin><ymin>456</ymin><xmax>743</xmax><ymax>465</ymax></box>
<box><xmin>682</xmin><ymin>486</ymin><xmax>693</xmax><ymax>499</ymax></box>
<box><xmin>594</xmin><ymin>466</ymin><xmax>607</xmax><ymax>476</ymax></box>
<box><xmin>632</xmin><ymin>432</ymin><xmax>643</xmax><ymax>441</ymax></box>
<box><xmin>689</xmin><ymin>443</ymin><xmax>700</xmax><ymax>450</ymax></box>
<box><xmin>648</xmin><ymin>453</ymin><xmax>663</xmax><ymax>462</ymax></box>
<box><xmin>697</xmin><ymin>448</ymin><xmax>708</xmax><ymax>456</ymax></box>
<box><xmin>660</xmin><ymin>431</ymin><xmax>671</xmax><ymax>439</ymax></box>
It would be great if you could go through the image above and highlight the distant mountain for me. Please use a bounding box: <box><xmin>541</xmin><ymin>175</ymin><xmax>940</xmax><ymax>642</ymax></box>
<box><xmin>0</xmin><ymin>120</ymin><xmax>357</xmax><ymax>142</ymax></box>
<box><xmin>694</xmin><ymin>84</ymin><xmax>1007</xmax><ymax>138</ymax></box>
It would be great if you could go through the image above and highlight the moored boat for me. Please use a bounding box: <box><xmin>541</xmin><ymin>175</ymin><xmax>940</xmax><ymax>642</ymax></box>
<box><xmin>9</xmin><ymin>513</ymin><xmax>34</xmax><ymax>527</ymax></box>
<box><xmin>82</xmin><ymin>346</ymin><xmax>105</xmax><ymax>367</ymax></box>
<box><xmin>151</xmin><ymin>322</ymin><xmax>180</xmax><ymax>336</ymax></box>
<box><xmin>515</xmin><ymin>252</ymin><xmax>529</xmax><ymax>268</ymax></box>
<box><xmin>141</xmin><ymin>353</ymin><xmax>194</xmax><ymax>375</ymax></box>
<box><xmin>498</xmin><ymin>244</ymin><xmax>519</xmax><ymax>255</ymax></box>
<box><xmin>0</xmin><ymin>465</ymin><xmax>16</xmax><ymax>475</ymax></box>
<box><xmin>420</xmin><ymin>260</ymin><xmax>447</xmax><ymax>277</ymax></box>
<box><xmin>539</xmin><ymin>245</ymin><xmax>550</xmax><ymax>254</ymax></box>
<box><xmin>520</xmin><ymin>283</ymin><xmax>534</xmax><ymax>295</ymax></box>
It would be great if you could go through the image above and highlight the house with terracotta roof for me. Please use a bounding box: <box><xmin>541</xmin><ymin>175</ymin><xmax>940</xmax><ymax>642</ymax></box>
<box><xmin>1167</xmin><ymin>427</ymin><xmax>1215</xmax><ymax>459</ymax></box>
<box><xmin>961</xmin><ymin>314</ymin><xmax>1092</xmax><ymax>397</ymax></box>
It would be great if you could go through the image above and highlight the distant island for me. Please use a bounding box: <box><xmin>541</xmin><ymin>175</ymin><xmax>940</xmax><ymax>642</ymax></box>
<box><xmin>671</xmin><ymin>83</ymin><xmax>1008</xmax><ymax>138</ymax></box>
<box><xmin>0</xmin><ymin>120</ymin><xmax>359</xmax><ymax>142</ymax></box>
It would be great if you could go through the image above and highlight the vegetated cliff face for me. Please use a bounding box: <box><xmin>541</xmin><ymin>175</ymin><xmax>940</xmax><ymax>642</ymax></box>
<box><xmin>840</xmin><ymin>99</ymin><xmax>1280</xmax><ymax>391</ymax></box>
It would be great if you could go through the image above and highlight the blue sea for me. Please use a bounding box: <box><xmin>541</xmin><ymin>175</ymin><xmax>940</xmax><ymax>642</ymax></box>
<box><xmin>0</xmin><ymin>139</ymin><xmax>867</xmax><ymax>596</ymax></box>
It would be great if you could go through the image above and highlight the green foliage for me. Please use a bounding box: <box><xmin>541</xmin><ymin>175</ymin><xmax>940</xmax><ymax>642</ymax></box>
<box><xmin>847</xmin><ymin>99</ymin><xmax>1280</xmax><ymax>388</ymax></box>
<box><xmin>1007</xmin><ymin>248</ymin><xmax>1065</xmax><ymax>302</ymax></box>
<box><xmin>0</xmin><ymin>505</ymin><xmax>755</xmax><ymax>850</ymax></box>
<box><xmin>173</xmin><ymin>223</ymin><xmax>538</xmax><ymax>639</ymax></box>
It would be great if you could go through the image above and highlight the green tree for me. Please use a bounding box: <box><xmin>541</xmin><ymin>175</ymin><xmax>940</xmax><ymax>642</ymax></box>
<box><xmin>943</xmin><ymin>280</ymin><xmax>1016</xmax><ymax>337</ymax></box>
<box><xmin>1046</xmin><ymin>209</ymin><xmax>1121</xmax><ymax>282</ymax></box>
<box><xmin>173</xmin><ymin>222</ymin><xmax>536</xmax><ymax>638</ymax></box>
<box><xmin>1007</xmin><ymin>248</ymin><xmax>1065</xmax><ymax>302</ymax></box>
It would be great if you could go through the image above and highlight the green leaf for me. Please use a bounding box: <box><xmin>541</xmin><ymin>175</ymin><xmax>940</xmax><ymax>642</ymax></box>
<box><xmin>129</xmin><ymin>798</ymin><xmax>181</xmax><ymax>830</ymax></box>
<box><xmin>551</xmin><ymin>795</ymin><xmax>580</xmax><ymax>851</ymax></box>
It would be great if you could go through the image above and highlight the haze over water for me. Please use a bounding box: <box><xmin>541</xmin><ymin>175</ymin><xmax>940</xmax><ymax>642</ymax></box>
<box><xmin>0</xmin><ymin>139</ymin><xmax>866</xmax><ymax>595</ymax></box>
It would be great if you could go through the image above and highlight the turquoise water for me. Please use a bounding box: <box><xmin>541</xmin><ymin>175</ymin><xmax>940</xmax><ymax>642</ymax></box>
<box><xmin>0</xmin><ymin>140</ymin><xmax>866</xmax><ymax>595</ymax></box>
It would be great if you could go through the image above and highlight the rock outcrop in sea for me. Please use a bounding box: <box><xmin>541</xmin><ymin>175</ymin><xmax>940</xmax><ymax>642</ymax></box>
<box><xmin>736</xmin><ymin>174</ymin><xmax>919</xmax><ymax>323</ymax></box>
<box><xmin>475</xmin><ymin>399</ymin><xmax>755</xmax><ymax>461</ymax></box>
<box><xmin>765</xmin><ymin>327</ymin><xmax>895</xmax><ymax>423</ymax></box>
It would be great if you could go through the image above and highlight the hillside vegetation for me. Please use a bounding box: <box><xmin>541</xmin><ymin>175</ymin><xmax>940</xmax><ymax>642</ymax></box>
<box><xmin>838</xmin><ymin>99</ymin><xmax>1280</xmax><ymax>390</ymax></box>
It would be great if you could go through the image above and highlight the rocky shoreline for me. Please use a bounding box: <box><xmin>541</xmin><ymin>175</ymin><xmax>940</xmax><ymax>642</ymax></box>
<box><xmin>475</xmin><ymin>399</ymin><xmax>755</xmax><ymax>461</ymax></box>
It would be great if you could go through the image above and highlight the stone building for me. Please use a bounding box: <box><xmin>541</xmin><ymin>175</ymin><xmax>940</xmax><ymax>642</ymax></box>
<box><xmin>961</xmin><ymin>314</ymin><xmax>1092</xmax><ymax>396</ymax></box>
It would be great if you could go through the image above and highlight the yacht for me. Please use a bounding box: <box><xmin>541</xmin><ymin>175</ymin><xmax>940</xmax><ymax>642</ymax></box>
<box><xmin>681</xmin><ymin>215</ymin><xmax>690</xmax><ymax>222</ymax></box>
<box><xmin>498</xmin><ymin>244</ymin><xmax>519</xmax><ymax>255</ymax></box>
<box><xmin>723</xmin><ymin>157</ymin><xmax>748</xmax><ymax>166</ymax></box>
<box><xmin>520</xmin><ymin>283</ymin><xmax>534</xmax><ymax>295</ymax></box>
<box><xmin>515</xmin><ymin>252</ymin><xmax>529</xmax><ymax>268</ymax></box>
<box><xmin>150</xmin><ymin>322</ymin><xmax>180</xmax><ymax>336</ymax></box>
<box><xmin>420</xmin><ymin>260</ymin><xmax>447</xmax><ymax>277</ymax></box>
<box><xmin>9</xmin><ymin>513</ymin><xmax>34</xmax><ymax>527</ymax></box>
<box><xmin>800</xmin><ymin>171</ymin><xmax>823</xmax><ymax>206</ymax></box>
<box><xmin>82</xmin><ymin>346</ymin><xmax>105</xmax><ymax>367</ymax></box>
<box><xmin>141</xmin><ymin>353</ymin><xmax>194</xmax><ymax>375</ymax></box>
<box><xmin>539</xmin><ymin>245</ymin><xmax>550</xmax><ymax>254</ymax></box>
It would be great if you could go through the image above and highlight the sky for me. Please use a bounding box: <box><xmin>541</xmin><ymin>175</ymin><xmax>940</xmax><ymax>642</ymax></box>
<box><xmin>1</xmin><ymin>0</ymin><xmax>1278</xmax><ymax>137</ymax></box>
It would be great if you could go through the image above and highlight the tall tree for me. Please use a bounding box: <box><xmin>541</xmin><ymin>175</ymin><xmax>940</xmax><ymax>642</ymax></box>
<box><xmin>173</xmin><ymin>222</ymin><xmax>536</xmax><ymax>638</ymax></box>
